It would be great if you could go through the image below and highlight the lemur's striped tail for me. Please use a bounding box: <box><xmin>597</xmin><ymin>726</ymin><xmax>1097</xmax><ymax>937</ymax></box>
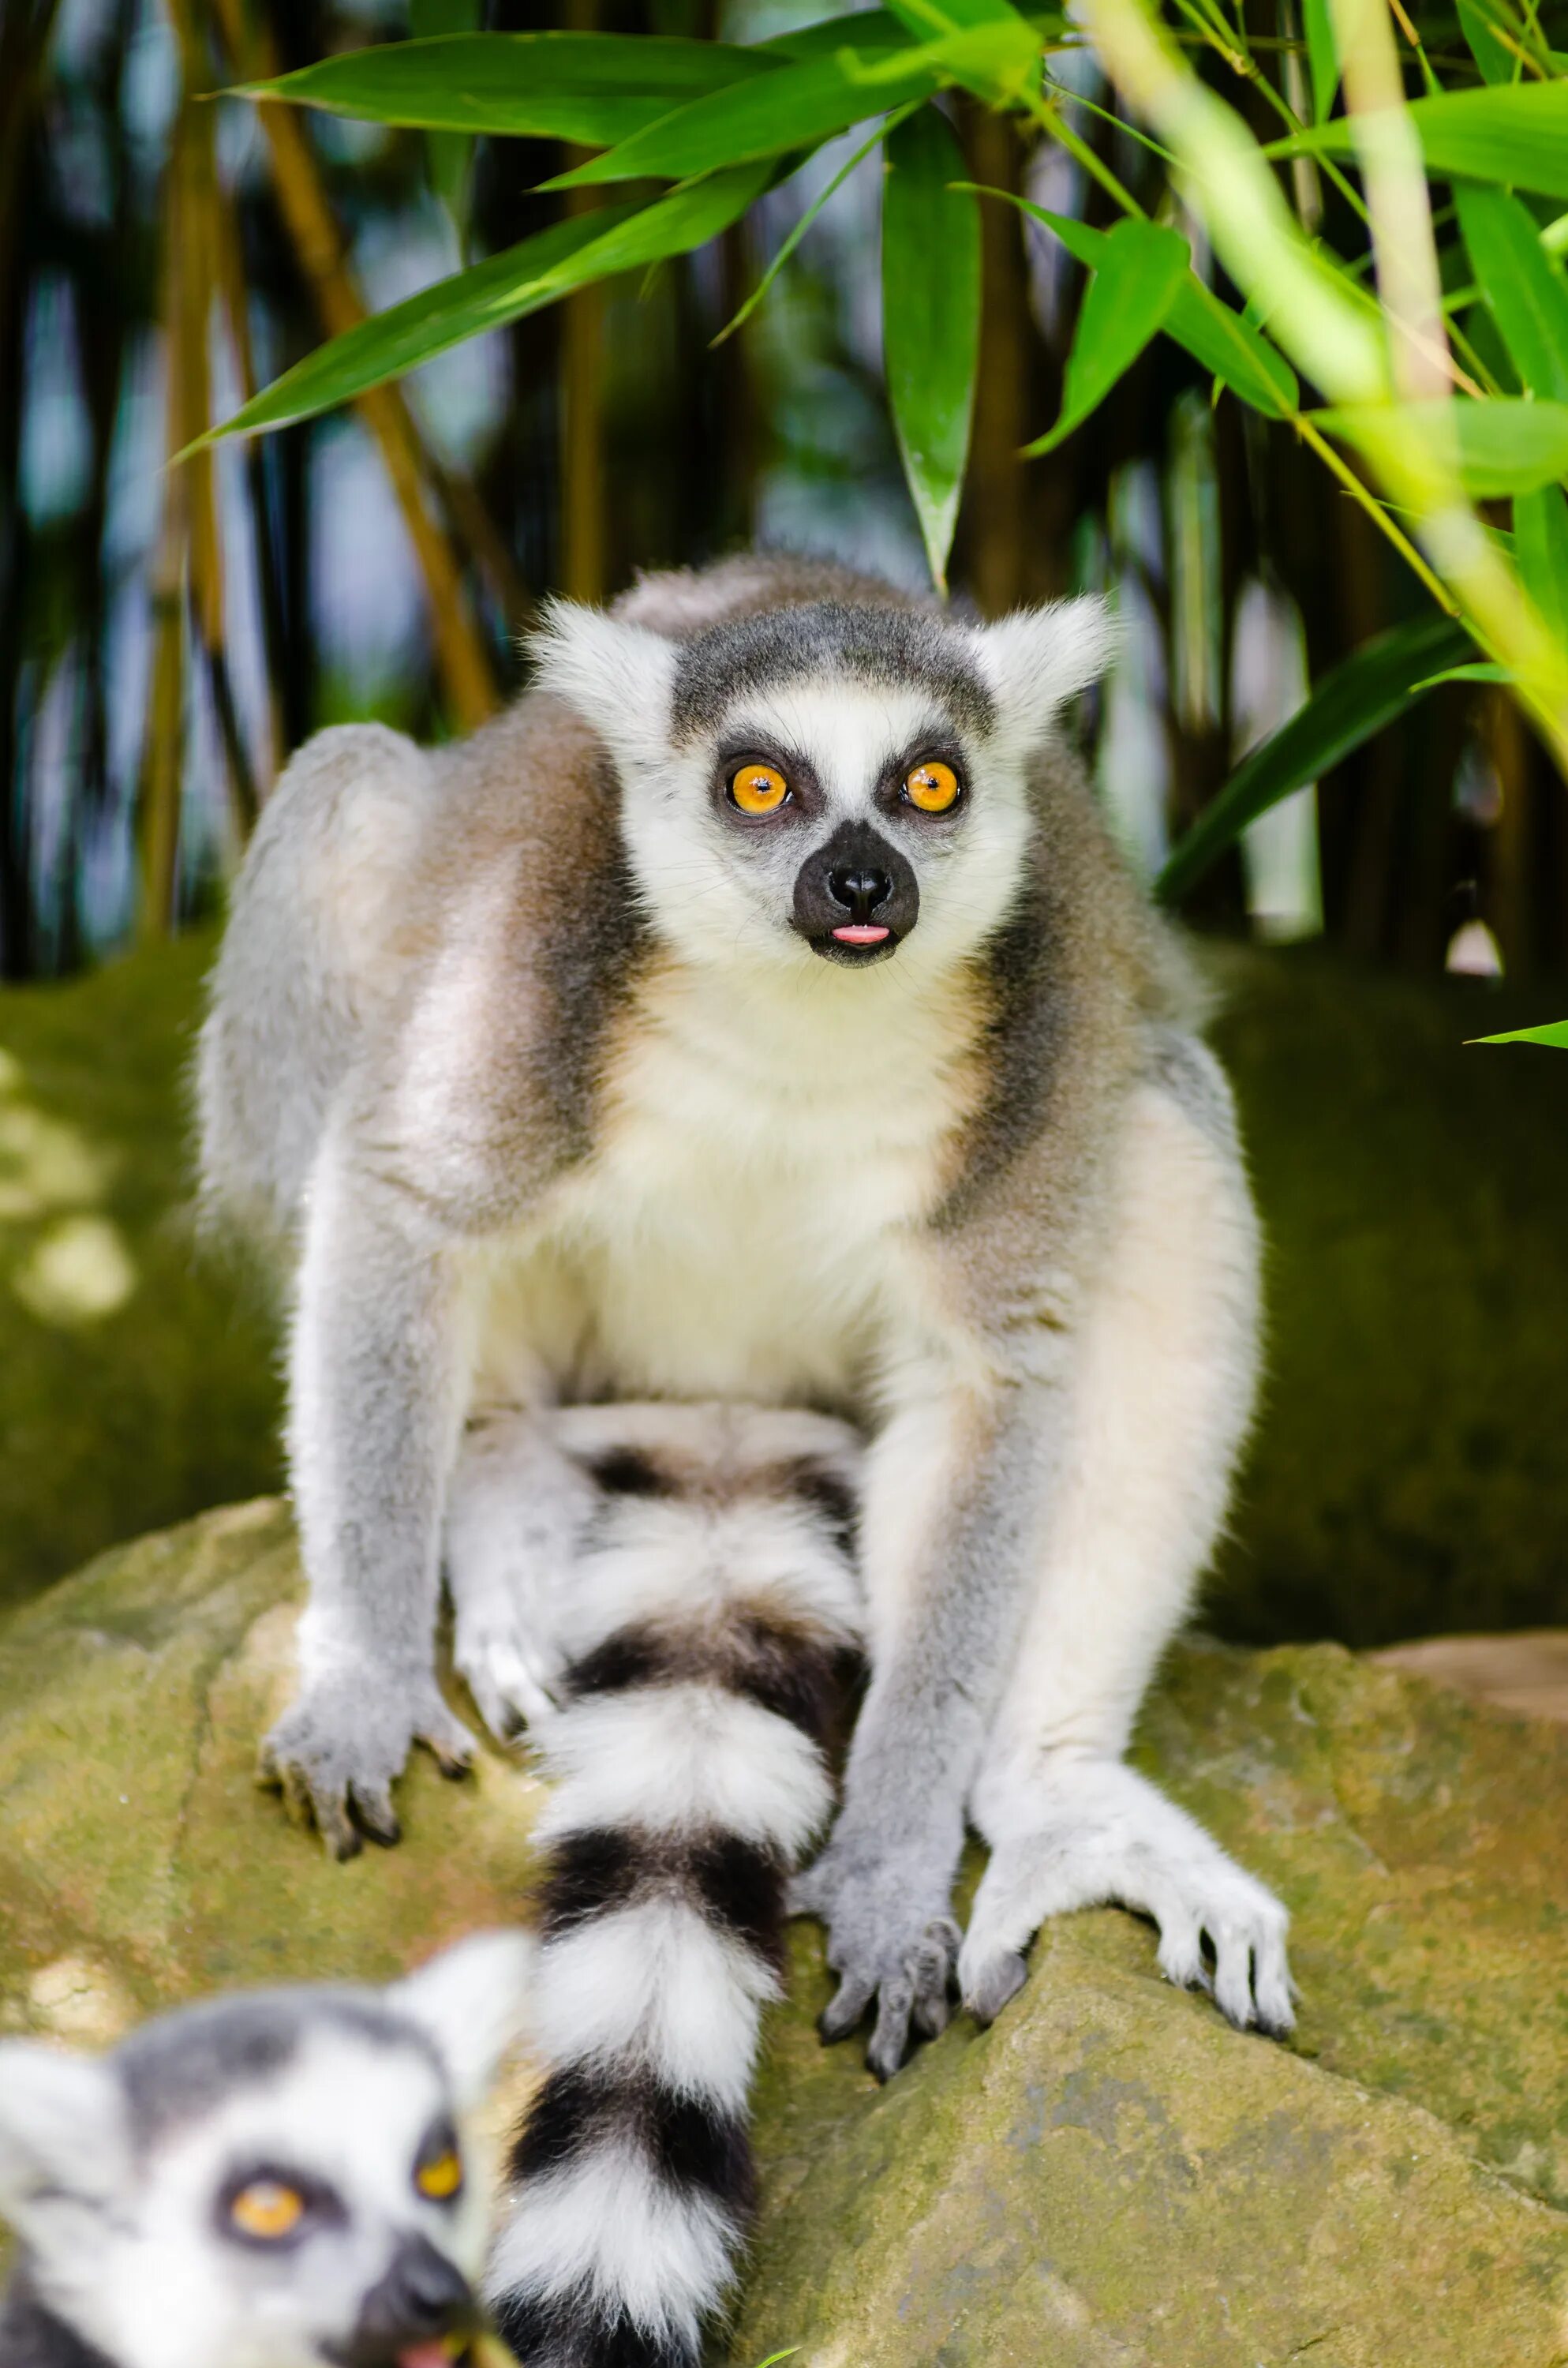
<box><xmin>485</xmin><ymin>1405</ymin><xmax>863</xmax><ymax>2368</ymax></box>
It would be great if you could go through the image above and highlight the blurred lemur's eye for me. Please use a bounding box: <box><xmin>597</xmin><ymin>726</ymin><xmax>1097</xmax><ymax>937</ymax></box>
<box><xmin>229</xmin><ymin>2180</ymin><xmax>306</xmax><ymax>2242</ymax></box>
<box><xmin>414</xmin><ymin>2139</ymin><xmax>464</xmax><ymax>2203</ymax></box>
<box><xmin>904</xmin><ymin>759</ymin><xmax>961</xmax><ymax>815</ymax></box>
<box><xmin>728</xmin><ymin>760</ymin><xmax>790</xmax><ymax>815</ymax></box>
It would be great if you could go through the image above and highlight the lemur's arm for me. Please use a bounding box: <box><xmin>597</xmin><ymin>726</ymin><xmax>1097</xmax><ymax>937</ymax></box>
<box><xmin>262</xmin><ymin>1126</ymin><xmax>475</xmax><ymax>1858</ymax></box>
<box><xmin>791</xmin><ymin>1364</ymin><xmax>1063</xmax><ymax>2078</ymax></box>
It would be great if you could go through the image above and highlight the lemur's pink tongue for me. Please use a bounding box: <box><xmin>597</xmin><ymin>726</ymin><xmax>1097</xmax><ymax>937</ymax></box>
<box><xmin>397</xmin><ymin>2345</ymin><xmax>458</xmax><ymax>2368</ymax></box>
<box><xmin>833</xmin><ymin>924</ymin><xmax>890</xmax><ymax>945</ymax></box>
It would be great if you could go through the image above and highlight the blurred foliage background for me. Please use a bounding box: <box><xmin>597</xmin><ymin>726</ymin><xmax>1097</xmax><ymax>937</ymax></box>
<box><xmin>1</xmin><ymin>0</ymin><xmax>1566</xmax><ymax>1642</ymax></box>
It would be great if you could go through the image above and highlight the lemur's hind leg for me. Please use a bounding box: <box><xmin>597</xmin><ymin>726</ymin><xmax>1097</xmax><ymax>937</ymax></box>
<box><xmin>444</xmin><ymin>1409</ymin><xmax>598</xmax><ymax>1740</ymax></box>
<box><xmin>959</xmin><ymin>1043</ymin><xmax>1294</xmax><ymax>2038</ymax></box>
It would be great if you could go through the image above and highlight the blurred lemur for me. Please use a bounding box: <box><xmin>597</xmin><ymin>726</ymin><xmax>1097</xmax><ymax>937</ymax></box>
<box><xmin>200</xmin><ymin>543</ymin><xmax>1292</xmax><ymax>2139</ymax></box>
<box><xmin>0</xmin><ymin>1931</ymin><xmax>531</xmax><ymax>2368</ymax></box>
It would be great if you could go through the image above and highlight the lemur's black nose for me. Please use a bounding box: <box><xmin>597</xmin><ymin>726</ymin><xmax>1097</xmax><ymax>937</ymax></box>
<box><xmin>827</xmin><ymin>865</ymin><xmax>893</xmax><ymax>921</ymax></box>
<box><xmin>353</xmin><ymin>2234</ymin><xmax>474</xmax><ymax>2357</ymax></box>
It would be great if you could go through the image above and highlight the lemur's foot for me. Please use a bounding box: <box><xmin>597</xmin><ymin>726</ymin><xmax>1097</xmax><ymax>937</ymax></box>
<box><xmin>258</xmin><ymin>1671</ymin><xmax>474</xmax><ymax>1860</ymax></box>
<box><xmin>790</xmin><ymin>1834</ymin><xmax>962</xmax><ymax>2080</ymax></box>
<box><xmin>960</xmin><ymin>1756</ymin><xmax>1294</xmax><ymax>2038</ymax></box>
<box><xmin>451</xmin><ymin>1600</ymin><xmax>564</xmax><ymax>1743</ymax></box>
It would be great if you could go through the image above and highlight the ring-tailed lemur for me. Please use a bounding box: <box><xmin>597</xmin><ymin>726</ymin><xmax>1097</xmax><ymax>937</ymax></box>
<box><xmin>0</xmin><ymin>1932</ymin><xmax>532</xmax><ymax>2368</ymax></box>
<box><xmin>447</xmin><ymin>1399</ymin><xmax>863</xmax><ymax>2367</ymax></box>
<box><xmin>200</xmin><ymin>551</ymin><xmax>1292</xmax><ymax>2093</ymax></box>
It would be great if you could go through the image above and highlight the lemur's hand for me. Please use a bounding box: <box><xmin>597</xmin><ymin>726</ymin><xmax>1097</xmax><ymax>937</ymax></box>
<box><xmin>259</xmin><ymin>1668</ymin><xmax>474</xmax><ymax>1860</ymax></box>
<box><xmin>789</xmin><ymin>1819</ymin><xmax>964</xmax><ymax>2081</ymax></box>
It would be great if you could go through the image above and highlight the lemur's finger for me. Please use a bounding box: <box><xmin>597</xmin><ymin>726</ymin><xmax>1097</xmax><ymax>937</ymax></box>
<box><xmin>866</xmin><ymin>1974</ymin><xmax>915</xmax><ymax>2081</ymax></box>
<box><xmin>417</xmin><ymin>1709</ymin><xmax>476</xmax><ymax>1780</ymax></box>
<box><xmin>818</xmin><ymin>1969</ymin><xmax>874</xmax><ymax>2043</ymax></box>
<box><xmin>1152</xmin><ymin>1896</ymin><xmax>1208</xmax><ymax>1994</ymax></box>
<box><xmin>911</xmin><ymin>1917</ymin><xmax>960</xmax><ymax>2038</ymax></box>
<box><xmin>1251</xmin><ymin>1924</ymin><xmax>1296</xmax><ymax>2040</ymax></box>
<box><xmin>961</xmin><ymin>1944</ymin><xmax>1027</xmax><ymax>2027</ymax></box>
<box><xmin>1211</xmin><ymin>1921</ymin><xmax>1258</xmax><ymax>2029</ymax></box>
<box><xmin>350</xmin><ymin>1782</ymin><xmax>402</xmax><ymax>1849</ymax></box>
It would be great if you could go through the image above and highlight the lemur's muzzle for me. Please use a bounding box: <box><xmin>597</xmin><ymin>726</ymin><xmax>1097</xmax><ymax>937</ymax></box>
<box><xmin>793</xmin><ymin>819</ymin><xmax>919</xmax><ymax>964</ymax></box>
<box><xmin>339</xmin><ymin>2233</ymin><xmax>477</xmax><ymax>2368</ymax></box>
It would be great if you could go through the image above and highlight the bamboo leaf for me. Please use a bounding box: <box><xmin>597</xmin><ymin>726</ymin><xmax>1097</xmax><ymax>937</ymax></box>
<box><xmin>967</xmin><ymin>190</ymin><xmax>1297</xmax><ymax>418</ymax></box>
<box><xmin>1302</xmin><ymin>0</ymin><xmax>1339</xmax><ymax>125</ymax></box>
<box><xmin>1023</xmin><ymin>219</ymin><xmax>1188</xmax><ymax>455</ymax></box>
<box><xmin>1455</xmin><ymin>186</ymin><xmax>1568</xmax><ymax>402</ymax></box>
<box><xmin>715</xmin><ymin>103</ymin><xmax>921</xmax><ymax>346</ymax></box>
<box><xmin>548</xmin><ymin>21</ymin><xmax>1038</xmax><ymax>189</ymax></box>
<box><xmin>1314</xmin><ymin>399</ymin><xmax>1568</xmax><ymax>496</ymax></box>
<box><xmin>1272</xmin><ymin>83</ymin><xmax>1568</xmax><ymax>200</ymax></box>
<box><xmin>1409</xmin><ymin>661</ymin><xmax>1513</xmax><ymax>688</ymax></box>
<box><xmin>201</xmin><ymin>165</ymin><xmax>773</xmax><ymax>444</ymax></box>
<box><xmin>882</xmin><ymin>107</ymin><xmax>981</xmax><ymax>593</ymax></box>
<box><xmin>1155</xmin><ymin>614</ymin><xmax>1474</xmax><ymax>905</ymax></box>
<box><xmin>1515</xmin><ymin>484</ymin><xmax>1568</xmax><ymax>646</ymax></box>
<box><xmin>1469</xmin><ymin>1019</ymin><xmax>1568</xmax><ymax>1046</ymax></box>
<box><xmin>1456</xmin><ymin>0</ymin><xmax>1517</xmax><ymax>85</ymax></box>
<box><xmin>234</xmin><ymin>32</ymin><xmax>780</xmax><ymax>143</ymax></box>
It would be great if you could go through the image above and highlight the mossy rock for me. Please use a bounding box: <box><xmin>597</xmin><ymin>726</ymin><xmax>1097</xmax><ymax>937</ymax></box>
<box><xmin>0</xmin><ymin>928</ymin><xmax>281</xmax><ymax>1617</ymax></box>
<box><xmin>4</xmin><ymin>1506</ymin><xmax>1568</xmax><ymax>2366</ymax></box>
<box><xmin>3</xmin><ymin>931</ymin><xmax>1566</xmax><ymax>1645</ymax></box>
<box><xmin>1207</xmin><ymin>946</ymin><xmax>1568</xmax><ymax>1648</ymax></box>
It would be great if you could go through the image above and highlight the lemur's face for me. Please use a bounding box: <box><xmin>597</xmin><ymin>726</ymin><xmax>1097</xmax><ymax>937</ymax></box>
<box><xmin>535</xmin><ymin>592</ymin><xmax>1116</xmax><ymax>976</ymax></box>
<box><xmin>0</xmin><ymin>1935</ymin><xmax>531</xmax><ymax>2368</ymax></box>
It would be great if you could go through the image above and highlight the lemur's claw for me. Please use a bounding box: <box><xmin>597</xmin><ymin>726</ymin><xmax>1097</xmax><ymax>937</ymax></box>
<box><xmin>258</xmin><ymin>1671</ymin><xmax>476</xmax><ymax>1860</ymax></box>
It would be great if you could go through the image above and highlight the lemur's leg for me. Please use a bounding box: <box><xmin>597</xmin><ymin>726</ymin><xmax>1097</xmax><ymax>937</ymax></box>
<box><xmin>260</xmin><ymin>1127</ymin><xmax>477</xmax><ymax>1858</ymax></box>
<box><xmin>957</xmin><ymin>1046</ymin><xmax>1293</xmax><ymax>2036</ymax></box>
<box><xmin>444</xmin><ymin>1408</ymin><xmax>598</xmax><ymax>1741</ymax></box>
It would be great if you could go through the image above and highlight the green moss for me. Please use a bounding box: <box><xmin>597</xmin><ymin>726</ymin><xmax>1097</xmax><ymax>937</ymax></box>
<box><xmin>0</xmin><ymin>931</ymin><xmax>283</xmax><ymax>1614</ymax></box>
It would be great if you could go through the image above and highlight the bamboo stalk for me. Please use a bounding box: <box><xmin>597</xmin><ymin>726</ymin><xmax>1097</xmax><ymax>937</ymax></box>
<box><xmin>140</xmin><ymin>105</ymin><xmax>193</xmax><ymax>939</ymax></box>
<box><xmin>559</xmin><ymin>0</ymin><xmax>607</xmax><ymax>605</ymax></box>
<box><xmin>208</xmin><ymin>0</ymin><xmax>500</xmax><ymax>730</ymax></box>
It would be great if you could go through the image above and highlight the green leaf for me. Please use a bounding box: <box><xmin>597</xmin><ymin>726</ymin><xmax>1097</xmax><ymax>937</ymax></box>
<box><xmin>1313</xmin><ymin>399</ymin><xmax>1568</xmax><ymax>496</ymax></box>
<box><xmin>1155</xmin><ymin>614</ymin><xmax>1474</xmax><ymax>905</ymax></box>
<box><xmin>1470</xmin><ymin>1018</ymin><xmax>1568</xmax><ymax>1046</ymax></box>
<box><xmin>1271</xmin><ymin>83</ymin><xmax>1568</xmax><ymax>200</ymax></box>
<box><xmin>1456</xmin><ymin>0</ymin><xmax>1517</xmax><ymax>85</ymax></box>
<box><xmin>201</xmin><ymin>163</ymin><xmax>773</xmax><ymax>444</ymax></box>
<box><xmin>549</xmin><ymin>21</ymin><xmax>1038</xmax><ymax>189</ymax></box>
<box><xmin>1455</xmin><ymin>187</ymin><xmax>1568</xmax><ymax>401</ymax></box>
<box><xmin>1515</xmin><ymin>483</ymin><xmax>1568</xmax><ymax>645</ymax></box>
<box><xmin>715</xmin><ymin>101</ymin><xmax>921</xmax><ymax>346</ymax></box>
<box><xmin>1408</xmin><ymin>661</ymin><xmax>1513</xmax><ymax>688</ymax></box>
<box><xmin>410</xmin><ymin>0</ymin><xmax>481</xmax><ymax>236</ymax></box>
<box><xmin>1302</xmin><ymin>0</ymin><xmax>1339</xmax><ymax>125</ymax></box>
<box><xmin>882</xmin><ymin>107</ymin><xmax>981</xmax><ymax>592</ymax></box>
<box><xmin>968</xmin><ymin>191</ymin><xmax>1297</xmax><ymax>418</ymax></box>
<box><xmin>1023</xmin><ymin>220</ymin><xmax>1190</xmax><ymax>455</ymax></box>
<box><xmin>236</xmin><ymin>32</ymin><xmax>780</xmax><ymax>142</ymax></box>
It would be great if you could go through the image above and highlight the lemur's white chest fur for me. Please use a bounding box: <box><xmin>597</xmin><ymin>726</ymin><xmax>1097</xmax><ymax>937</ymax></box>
<box><xmin>466</xmin><ymin>952</ymin><xmax>985</xmax><ymax>1409</ymax></box>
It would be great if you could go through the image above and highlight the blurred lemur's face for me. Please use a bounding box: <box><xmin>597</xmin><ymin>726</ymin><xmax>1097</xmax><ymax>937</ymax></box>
<box><xmin>0</xmin><ymin>1936</ymin><xmax>531</xmax><ymax>2368</ymax></box>
<box><xmin>533</xmin><ymin>593</ymin><xmax>1117</xmax><ymax>977</ymax></box>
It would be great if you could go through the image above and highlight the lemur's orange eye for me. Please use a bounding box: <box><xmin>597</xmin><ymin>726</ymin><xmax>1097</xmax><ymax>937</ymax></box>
<box><xmin>728</xmin><ymin>761</ymin><xmax>790</xmax><ymax>815</ymax></box>
<box><xmin>229</xmin><ymin>2180</ymin><xmax>305</xmax><ymax>2242</ymax></box>
<box><xmin>904</xmin><ymin>759</ymin><xmax>960</xmax><ymax>814</ymax></box>
<box><xmin>414</xmin><ymin>2145</ymin><xmax>464</xmax><ymax>2203</ymax></box>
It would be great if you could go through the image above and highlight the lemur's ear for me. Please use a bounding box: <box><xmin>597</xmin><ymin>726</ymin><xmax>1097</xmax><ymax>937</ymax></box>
<box><xmin>389</xmin><ymin>1931</ymin><xmax>537</xmax><ymax>2109</ymax></box>
<box><xmin>971</xmin><ymin>597</ymin><xmax>1119</xmax><ymax>752</ymax></box>
<box><xmin>530</xmin><ymin>600</ymin><xmax>678</xmax><ymax>778</ymax></box>
<box><xmin>0</xmin><ymin>2042</ymin><xmax>130</xmax><ymax>2229</ymax></box>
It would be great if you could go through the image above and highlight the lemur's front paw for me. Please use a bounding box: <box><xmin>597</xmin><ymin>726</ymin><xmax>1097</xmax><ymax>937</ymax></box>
<box><xmin>960</xmin><ymin>1756</ymin><xmax>1295</xmax><ymax>2038</ymax></box>
<box><xmin>789</xmin><ymin>1837</ymin><xmax>962</xmax><ymax>2081</ymax></box>
<box><xmin>259</xmin><ymin>1671</ymin><xmax>474</xmax><ymax>1860</ymax></box>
